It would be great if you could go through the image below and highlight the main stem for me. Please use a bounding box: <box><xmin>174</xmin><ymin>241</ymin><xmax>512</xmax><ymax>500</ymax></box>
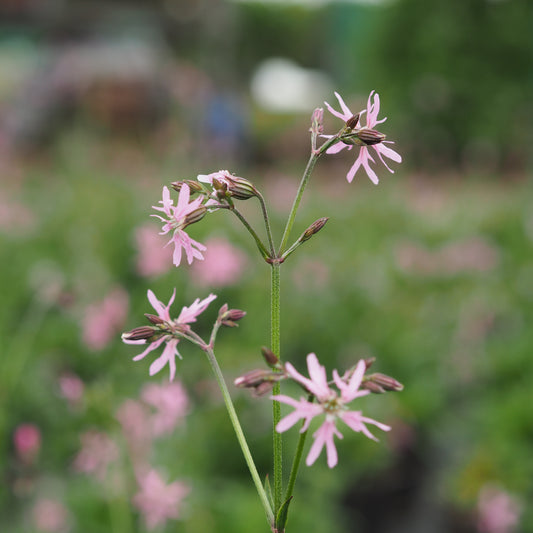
<box><xmin>204</xmin><ymin>346</ymin><xmax>275</xmax><ymax>526</ymax></box>
<box><xmin>271</xmin><ymin>262</ymin><xmax>282</xmax><ymax>515</ymax></box>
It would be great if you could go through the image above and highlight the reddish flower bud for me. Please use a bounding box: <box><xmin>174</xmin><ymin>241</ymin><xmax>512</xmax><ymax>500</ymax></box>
<box><xmin>345</xmin><ymin>113</ymin><xmax>360</xmax><ymax>130</ymax></box>
<box><xmin>171</xmin><ymin>180</ymin><xmax>205</xmax><ymax>194</ymax></box>
<box><xmin>299</xmin><ymin>217</ymin><xmax>329</xmax><ymax>243</ymax></box>
<box><xmin>145</xmin><ymin>313</ymin><xmax>165</xmax><ymax>325</ymax></box>
<box><xmin>261</xmin><ymin>346</ymin><xmax>280</xmax><ymax>368</ymax></box>
<box><xmin>121</xmin><ymin>326</ymin><xmax>161</xmax><ymax>342</ymax></box>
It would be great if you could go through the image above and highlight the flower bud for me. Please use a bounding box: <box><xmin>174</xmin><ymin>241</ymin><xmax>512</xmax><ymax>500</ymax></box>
<box><xmin>145</xmin><ymin>313</ymin><xmax>166</xmax><ymax>325</ymax></box>
<box><xmin>310</xmin><ymin>107</ymin><xmax>324</xmax><ymax>135</ymax></box>
<box><xmin>299</xmin><ymin>217</ymin><xmax>329</xmax><ymax>243</ymax></box>
<box><xmin>226</xmin><ymin>176</ymin><xmax>258</xmax><ymax>200</ymax></box>
<box><xmin>356</xmin><ymin>128</ymin><xmax>386</xmax><ymax>146</ymax></box>
<box><xmin>171</xmin><ymin>180</ymin><xmax>205</xmax><ymax>194</ymax></box>
<box><xmin>361</xmin><ymin>372</ymin><xmax>404</xmax><ymax>394</ymax></box>
<box><xmin>183</xmin><ymin>206</ymin><xmax>207</xmax><ymax>228</ymax></box>
<box><xmin>219</xmin><ymin>304</ymin><xmax>246</xmax><ymax>327</ymax></box>
<box><xmin>234</xmin><ymin>368</ymin><xmax>284</xmax><ymax>396</ymax></box>
<box><xmin>261</xmin><ymin>346</ymin><xmax>279</xmax><ymax>368</ymax></box>
<box><xmin>121</xmin><ymin>326</ymin><xmax>161</xmax><ymax>342</ymax></box>
<box><xmin>345</xmin><ymin>113</ymin><xmax>360</xmax><ymax>130</ymax></box>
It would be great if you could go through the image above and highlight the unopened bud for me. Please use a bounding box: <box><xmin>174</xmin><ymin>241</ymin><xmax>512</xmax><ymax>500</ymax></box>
<box><xmin>145</xmin><ymin>313</ymin><xmax>166</xmax><ymax>325</ymax></box>
<box><xmin>183</xmin><ymin>206</ymin><xmax>207</xmax><ymax>228</ymax></box>
<box><xmin>345</xmin><ymin>113</ymin><xmax>360</xmax><ymax>130</ymax></box>
<box><xmin>299</xmin><ymin>217</ymin><xmax>329</xmax><ymax>243</ymax></box>
<box><xmin>310</xmin><ymin>107</ymin><xmax>324</xmax><ymax>135</ymax></box>
<box><xmin>121</xmin><ymin>326</ymin><xmax>160</xmax><ymax>342</ymax></box>
<box><xmin>356</xmin><ymin>128</ymin><xmax>386</xmax><ymax>146</ymax></box>
<box><xmin>227</xmin><ymin>176</ymin><xmax>258</xmax><ymax>200</ymax></box>
<box><xmin>234</xmin><ymin>368</ymin><xmax>284</xmax><ymax>396</ymax></box>
<box><xmin>361</xmin><ymin>371</ymin><xmax>404</xmax><ymax>394</ymax></box>
<box><xmin>261</xmin><ymin>346</ymin><xmax>279</xmax><ymax>368</ymax></box>
<box><xmin>219</xmin><ymin>304</ymin><xmax>246</xmax><ymax>327</ymax></box>
<box><xmin>171</xmin><ymin>180</ymin><xmax>205</xmax><ymax>194</ymax></box>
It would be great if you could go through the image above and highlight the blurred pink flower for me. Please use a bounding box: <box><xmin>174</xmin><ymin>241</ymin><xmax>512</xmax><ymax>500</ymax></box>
<box><xmin>32</xmin><ymin>498</ymin><xmax>70</xmax><ymax>533</ymax></box>
<box><xmin>141</xmin><ymin>381</ymin><xmax>189</xmax><ymax>436</ymax></box>
<box><xmin>73</xmin><ymin>430</ymin><xmax>119</xmax><ymax>481</ymax></box>
<box><xmin>133</xmin><ymin>469</ymin><xmax>190</xmax><ymax>530</ymax></box>
<box><xmin>152</xmin><ymin>184</ymin><xmax>206</xmax><ymax>266</ymax></box>
<box><xmin>123</xmin><ymin>289</ymin><xmax>216</xmax><ymax>381</ymax></box>
<box><xmin>477</xmin><ymin>484</ymin><xmax>521</xmax><ymax>533</ymax></box>
<box><xmin>324</xmin><ymin>91</ymin><xmax>401</xmax><ymax>184</ymax></box>
<box><xmin>134</xmin><ymin>223</ymin><xmax>173</xmax><ymax>277</ymax></box>
<box><xmin>13</xmin><ymin>423</ymin><xmax>41</xmax><ymax>464</ymax></box>
<box><xmin>116</xmin><ymin>399</ymin><xmax>151</xmax><ymax>468</ymax></box>
<box><xmin>0</xmin><ymin>192</ymin><xmax>37</xmax><ymax>235</ymax></box>
<box><xmin>272</xmin><ymin>354</ymin><xmax>390</xmax><ymax>468</ymax></box>
<box><xmin>58</xmin><ymin>372</ymin><xmax>84</xmax><ymax>407</ymax></box>
<box><xmin>190</xmin><ymin>237</ymin><xmax>247</xmax><ymax>287</ymax></box>
<box><xmin>82</xmin><ymin>287</ymin><xmax>129</xmax><ymax>351</ymax></box>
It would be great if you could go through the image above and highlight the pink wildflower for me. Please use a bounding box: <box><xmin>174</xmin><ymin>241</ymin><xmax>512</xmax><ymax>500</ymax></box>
<box><xmin>477</xmin><ymin>484</ymin><xmax>522</xmax><ymax>533</ymax></box>
<box><xmin>13</xmin><ymin>423</ymin><xmax>41</xmax><ymax>464</ymax></box>
<box><xmin>73</xmin><ymin>430</ymin><xmax>119</xmax><ymax>481</ymax></box>
<box><xmin>32</xmin><ymin>498</ymin><xmax>70</xmax><ymax>533</ymax></box>
<box><xmin>82</xmin><ymin>287</ymin><xmax>129</xmax><ymax>351</ymax></box>
<box><xmin>122</xmin><ymin>289</ymin><xmax>216</xmax><ymax>381</ymax></box>
<box><xmin>57</xmin><ymin>372</ymin><xmax>84</xmax><ymax>408</ymax></box>
<box><xmin>133</xmin><ymin>469</ymin><xmax>190</xmax><ymax>530</ymax></box>
<box><xmin>324</xmin><ymin>91</ymin><xmax>401</xmax><ymax>184</ymax></box>
<box><xmin>134</xmin><ymin>223</ymin><xmax>173</xmax><ymax>277</ymax></box>
<box><xmin>272</xmin><ymin>353</ymin><xmax>390</xmax><ymax>468</ymax></box>
<box><xmin>141</xmin><ymin>381</ymin><xmax>189</xmax><ymax>436</ymax></box>
<box><xmin>152</xmin><ymin>184</ymin><xmax>207</xmax><ymax>266</ymax></box>
<box><xmin>190</xmin><ymin>237</ymin><xmax>247</xmax><ymax>287</ymax></box>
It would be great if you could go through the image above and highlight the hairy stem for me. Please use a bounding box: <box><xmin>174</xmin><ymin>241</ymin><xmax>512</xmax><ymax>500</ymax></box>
<box><xmin>271</xmin><ymin>262</ymin><xmax>282</xmax><ymax>514</ymax></box>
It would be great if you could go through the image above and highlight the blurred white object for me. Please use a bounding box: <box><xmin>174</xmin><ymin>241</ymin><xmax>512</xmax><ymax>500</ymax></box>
<box><xmin>250</xmin><ymin>58</ymin><xmax>332</xmax><ymax>113</ymax></box>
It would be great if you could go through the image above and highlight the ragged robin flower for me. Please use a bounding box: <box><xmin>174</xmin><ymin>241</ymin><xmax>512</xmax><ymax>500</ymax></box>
<box><xmin>122</xmin><ymin>289</ymin><xmax>216</xmax><ymax>381</ymax></box>
<box><xmin>272</xmin><ymin>353</ymin><xmax>391</xmax><ymax>468</ymax></box>
<box><xmin>152</xmin><ymin>184</ymin><xmax>207</xmax><ymax>266</ymax></box>
<box><xmin>324</xmin><ymin>91</ymin><xmax>402</xmax><ymax>185</ymax></box>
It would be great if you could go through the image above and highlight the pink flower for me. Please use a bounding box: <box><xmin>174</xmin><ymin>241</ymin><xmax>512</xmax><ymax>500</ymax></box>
<box><xmin>122</xmin><ymin>289</ymin><xmax>216</xmax><ymax>381</ymax></box>
<box><xmin>73</xmin><ymin>430</ymin><xmax>119</xmax><ymax>481</ymax></box>
<box><xmin>57</xmin><ymin>372</ymin><xmax>84</xmax><ymax>407</ymax></box>
<box><xmin>324</xmin><ymin>91</ymin><xmax>401</xmax><ymax>184</ymax></box>
<box><xmin>141</xmin><ymin>381</ymin><xmax>189</xmax><ymax>436</ymax></box>
<box><xmin>32</xmin><ymin>498</ymin><xmax>70</xmax><ymax>532</ymax></box>
<box><xmin>134</xmin><ymin>223</ymin><xmax>173</xmax><ymax>277</ymax></box>
<box><xmin>190</xmin><ymin>237</ymin><xmax>247</xmax><ymax>287</ymax></box>
<box><xmin>13</xmin><ymin>423</ymin><xmax>41</xmax><ymax>464</ymax></box>
<box><xmin>272</xmin><ymin>353</ymin><xmax>390</xmax><ymax>468</ymax></box>
<box><xmin>477</xmin><ymin>484</ymin><xmax>522</xmax><ymax>533</ymax></box>
<box><xmin>82</xmin><ymin>287</ymin><xmax>129</xmax><ymax>351</ymax></box>
<box><xmin>152</xmin><ymin>184</ymin><xmax>207</xmax><ymax>266</ymax></box>
<box><xmin>133</xmin><ymin>469</ymin><xmax>190</xmax><ymax>530</ymax></box>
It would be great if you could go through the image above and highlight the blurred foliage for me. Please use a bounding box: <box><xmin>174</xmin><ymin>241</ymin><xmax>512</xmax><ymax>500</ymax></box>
<box><xmin>1</xmin><ymin>115</ymin><xmax>533</xmax><ymax>531</ymax></box>
<box><xmin>1</xmin><ymin>1</ymin><xmax>532</xmax><ymax>532</ymax></box>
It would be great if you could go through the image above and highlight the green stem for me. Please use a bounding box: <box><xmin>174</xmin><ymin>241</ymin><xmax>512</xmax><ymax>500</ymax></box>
<box><xmin>231</xmin><ymin>206</ymin><xmax>271</xmax><ymax>259</ymax></box>
<box><xmin>204</xmin><ymin>345</ymin><xmax>275</xmax><ymax>527</ymax></box>
<box><xmin>271</xmin><ymin>262</ymin><xmax>282</xmax><ymax>514</ymax></box>
<box><xmin>278</xmin><ymin>136</ymin><xmax>340</xmax><ymax>256</ymax></box>
<box><xmin>256</xmin><ymin>191</ymin><xmax>276</xmax><ymax>257</ymax></box>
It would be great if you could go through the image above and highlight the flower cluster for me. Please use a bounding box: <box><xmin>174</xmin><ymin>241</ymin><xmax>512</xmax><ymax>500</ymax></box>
<box><xmin>323</xmin><ymin>91</ymin><xmax>402</xmax><ymax>184</ymax></box>
<box><xmin>122</xmin><ymin>289</ymin><xmax>216</xmax><ymax>381</ymax></box>
<box><xmin>272</xmin><ymin>353</ymin><xmax>392</xmax><ymax>468</ymax></box>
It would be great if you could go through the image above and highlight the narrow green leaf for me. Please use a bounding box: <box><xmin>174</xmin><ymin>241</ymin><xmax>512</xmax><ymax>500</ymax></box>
<box><xmin>264</xmin><ymin>474</ymin><xmax>274</xmax><ymax>510</ymax></box>
<box><xmin>275</xmin><ymin>496</ymin><xmax>293</xmax><ymax>533</ymax></box>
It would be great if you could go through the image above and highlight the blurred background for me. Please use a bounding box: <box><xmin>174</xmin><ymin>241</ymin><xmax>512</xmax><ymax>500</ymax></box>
<box><xmin>1</xmin><ymin>0</ymin><xmax>532</xmax><ymax>531</ymax></box>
